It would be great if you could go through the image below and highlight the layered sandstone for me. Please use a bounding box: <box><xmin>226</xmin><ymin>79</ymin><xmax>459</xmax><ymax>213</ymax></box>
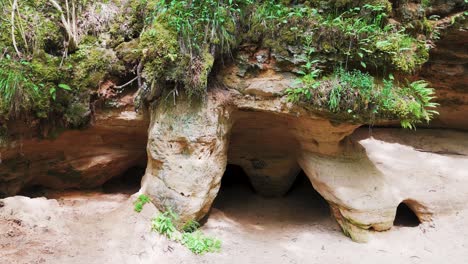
<box><xmin>0</xmin><ymin>93</ymin><xmax>148</xmax><ymax>197</ymax></box>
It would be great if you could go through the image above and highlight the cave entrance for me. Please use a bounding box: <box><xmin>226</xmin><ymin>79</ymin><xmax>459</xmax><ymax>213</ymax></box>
<box><xmin>212</xmin><ymin>165</ymin><xmax>330</xmax><ymax>224</ymax></box>
<box><xmin>212</xmin><ymin>110</ymin><xmax>331</xmax><ymax>224</ymax></box>
<box><xmin>18</xmin><ymin>165</ymin><xmax>146</xmax><ymax>198</ymax></box>
<box><xmin>393</xmin><ymin>202</ymin><xmax>421</xmax><ymax>227</ymax></box>
<box><xmin>102</xmin><ymin>166</ymin><xmax>146</xmax><ymax>194</ymax></box>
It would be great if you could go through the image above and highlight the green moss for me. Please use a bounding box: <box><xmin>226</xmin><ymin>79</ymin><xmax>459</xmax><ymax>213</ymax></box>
<box><xmin>139</xmin><ymin>22</ymin><xmax>181</xmax><ymax>84</ymax></box>
<box><xmin>115</xmin><ymin>39</ymin><xmax>141</xmax><ymax>65</ymax></box>
<box><xmin>0</xmin><ymin>0</ymin><xmax>446</xmax><ymax>130</ymax></box>
<box><xmin>71</xmin><ymin>44</ymin><xmax>124</xmax><ymax>90</ymax></box>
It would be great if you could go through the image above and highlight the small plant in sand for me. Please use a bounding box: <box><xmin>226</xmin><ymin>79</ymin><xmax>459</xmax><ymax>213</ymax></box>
<box><xmin>151</xmin><ymin>208</ymin><xmax>221</xmax><ymax>255</ymax></box>
<box><xmin>133</xmin><ymin>194</ymin><xmax>151</xmax><ymax>213</ymax></box>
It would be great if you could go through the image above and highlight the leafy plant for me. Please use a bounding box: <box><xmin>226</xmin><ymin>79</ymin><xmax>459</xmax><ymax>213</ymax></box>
<box><xmin>155</xmin><ymin>0</ymin><xmax>252</xmax><ymax>55</ymax></box>
<box><xmin>151</xmin><ymin>208</ymin><xmax>222</xmax><ymax>255</ymax></box>
<box><xmin>0</xmin><ymin>56</ymin><xmax>47</xmax><ymax>119</ymax></box>
<box><xmin>182</xmin><ymin>219</ymin><xmax>201</xmax><ymax>233</ymax></box>
<box><xmin>396</xmin><ymin>80</ymin><xmax>439</xmax><ymax>129</ymax></box>
<box><xmin>329</xmin><ymin>84</ymin><xmax>342</xmax><ymax>112</ymax></box>
<box><xmin>134</xmin><ymin>194</ymin><xmax>151</xmax><ymax>213</ymax></box>
<box><xmin>181</xmin><ymin>231</ymin><xmax>221</xmax><ymax>254</ymax></box>
<box><xmin>151</xmin><ymin>208</ymin><xmax>179</xmax><ymax>239</ymax></box>
<box><xmin>286</xmin><ymin>67</ymin><xmax>439</xmax><ymax>129</ymax></box>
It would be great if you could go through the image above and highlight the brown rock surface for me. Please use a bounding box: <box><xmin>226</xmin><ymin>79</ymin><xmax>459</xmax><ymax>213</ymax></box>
<box><xmin>0</xmin><ymin>101</ymin><xmax>148</xmax><ymax>197</ymax></box>
<box><xmin>419</xmin><ymin>18</ymin><xmax>468</xmax><ymax>130</ymax></box>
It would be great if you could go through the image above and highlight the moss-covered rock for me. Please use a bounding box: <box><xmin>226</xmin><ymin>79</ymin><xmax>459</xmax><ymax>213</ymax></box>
<box><xmin>0</xmin><ymin>0</ymin><xmax>460</xmax><ymax>131</ymax></box>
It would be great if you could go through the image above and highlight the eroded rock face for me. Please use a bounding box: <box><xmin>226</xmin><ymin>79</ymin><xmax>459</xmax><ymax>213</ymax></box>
<box><xmin>419</xmin><ymin>18</ymin><xmax>468</xmax><ymax>130</ymax></box>
<box><xmin>142</xmin><ymin>64</ymin><xmax>468</xmax><ymax>242</ymax></box>
<box><xmin>300</xmin><ymin>128</ymin><xmax>468</xmax><ymax>242</ymax></box>
<box><xmin>0</xmin><ymin>97</ymin><xmax>148</xmax><ymax>197</ymax></box>
<box><xmin>141</xmin><ymin>76</ymin><xmax>359</xmax><ymax>222</ymax></box>
<box><xmin>141</xmin><ymin>92</ymin><xmax>232</xmax><ymax>223</ymax></box>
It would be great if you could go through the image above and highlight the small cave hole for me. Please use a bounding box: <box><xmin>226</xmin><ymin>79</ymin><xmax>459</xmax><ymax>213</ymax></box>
<box><xmin>393</xmin><ymin>203</ymin><xmax>421</xmax><ymax>227</ymax></box>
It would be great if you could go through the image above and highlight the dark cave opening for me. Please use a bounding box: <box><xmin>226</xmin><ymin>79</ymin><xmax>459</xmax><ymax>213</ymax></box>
<box><xmin>102</xmin><ymin>166</ymin><xmax>146</xmax><ymax>194</ymax></box>
<box><xmin>18</xmin><ymin>166</ymin><xmax>146</xmax><ymax>198</ymax></box>
<box><xmin>212</xmin><ymin>165</ymin><xmax>330</xmax><ymax>223</ymax></box>
<box><xmin>218</xmin><ymin>164</ymin><xmax>256</xmax><ymax>193</ymax></box>
<box><xmin>393</xmin><ymin>203</ymin><xmax>421</xmax><ymax>227</ymax></box>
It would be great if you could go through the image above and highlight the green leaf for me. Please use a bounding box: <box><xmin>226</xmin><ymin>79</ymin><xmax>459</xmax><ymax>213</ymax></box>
<box><xmin>58</xmin><ymin>83</ymin><xmax>72</xmax><ymax>91</ymax></box>
<box><xmin>49</xmin><ymin>87</ymin><xmax>56</xmax><ymax>100</ymax></box>
<box><xmin>360</xmin><ymin>61</ymin><xmax>367</xmax><ymax>68</ymax></box>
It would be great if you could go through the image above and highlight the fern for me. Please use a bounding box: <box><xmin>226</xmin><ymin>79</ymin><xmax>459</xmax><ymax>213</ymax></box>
<box><xmin>151</xmin><ymin>208</ymin><xmax>179</xmax><ymax>240</ymax></box>
<box><xmin>286</xmin><ymin>66</ymin><xmax>439</xmax><ymax>129</ymax></box>
<box><xmin>151</xmin><ymin>208</ymin><xmax>222</xmax><ymax>255</ymax></box>
<box><xmin>181</xmin><ymin>231</ymin><xmax>221</xmax><ymax>254</ymax></box>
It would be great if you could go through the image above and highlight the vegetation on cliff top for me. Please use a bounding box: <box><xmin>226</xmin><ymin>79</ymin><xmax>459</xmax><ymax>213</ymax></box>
<box><xmin>0</xmin><ymin>0</ymin><xmax>464</xmax><ymax>132</ymax></box>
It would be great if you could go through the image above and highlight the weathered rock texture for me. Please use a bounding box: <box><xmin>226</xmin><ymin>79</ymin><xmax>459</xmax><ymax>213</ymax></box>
<box><xmin>419</xmin><ymin>18</ymin><xmax>468</xmax><ymax>130</ymax></box>
<box><xmin>141</xmin><ymin>68</ymin><xmax>359</xmax><ymax>223</ymax></box>
<box><xmin>141</xmin><ymin>93</ymin><xmax>232</xmax><ymax>222</ymax></box>
<box><xmin>1</xmin><ymin>6</ymin><xmax>467</xmax><ymax>245</ymax></box>
<box><xmin>0</xmin><ymin>94</ymin><xmax>148</xmax><ymax>197</ymax></box>
<box><xmin>300</xmin><ymin>128</ymin><xmax>468</xmax><ymax>241</ymax></box>
<box><xmin>141</xmin><ymin>61</ymin><xmax>468</xmax><ymax>241</ymax></box>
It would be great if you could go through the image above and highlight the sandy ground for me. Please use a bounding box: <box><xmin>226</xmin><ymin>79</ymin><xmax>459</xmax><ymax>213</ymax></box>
<box><xmin>1</xmin><ymin>176</ymin><xmax>467</xmax><ymax>264</ymax></box>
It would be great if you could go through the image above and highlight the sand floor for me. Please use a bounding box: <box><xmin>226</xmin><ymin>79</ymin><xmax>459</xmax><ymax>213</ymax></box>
<box><xmin>1</xmin><ymin>177</ymin><xmax>467</xmax><ymax>264</ymax></box>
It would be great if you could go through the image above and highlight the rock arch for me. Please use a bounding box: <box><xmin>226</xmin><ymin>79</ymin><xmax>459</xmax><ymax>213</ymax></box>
<box><xmin>140</xmin><ymin>87</ymin><xmax>468</xmax><ymax>242</ymax></box>
<box><xmin>140</xmin><ymin>89</ymin><xmax>358</xmax><ymax>224</ymax></box>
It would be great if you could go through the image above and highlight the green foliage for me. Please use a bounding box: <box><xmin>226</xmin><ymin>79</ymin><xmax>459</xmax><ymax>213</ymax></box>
<box><xmin>286</xmin><ymin>68</ymin><xmax>439</xmax><ymax>129</ymax></box>
<box><xmin>0</xmin><ymin>57</ymin><xmax>45</xmax><ymax>119</ymax></box>
<box><xmin>151</xmin><ymin>208</ymin><xmax>179</xmax><ymax>239</ymax></box>
<box><xmin>139</xmin><ymin>0</ymin><xmax>254</xmax><ymax>97</ymax></box>
<box><xmin>71</xmin><ymin>44</ymin><xmax>124</xmax><ymax>90</ymax></box>
<box><xmin>387</xmin><ymin>80</ymin><xmax>439</xmax><ymax>129</ymax></box>
<box><xmin>153</xmin><ymin>0</ymin><xmax>251</xmax><ymax>55</ymax></box>
<box><xmin>0</xmin><ymin>0</ymin><xmax>122</xmax><ymax>130</ymax></box>
<box><xmin>318</xmin><ymin>4</ymin><xmax>428</xmax><ymax>73</ymax></box>
<box><xmin>246</xmin><ymin>1</ymin><xmax>429</xmax><ymax>73</ymax></box>
<box><xmin>0</xmin><ymin>55</ymin><xmax>76</xmax><ymax>120</ymax></box>
<box><xmin>151</xmin><ymin>208</ymin><xmax>222</xmax><ymax>255</ymax></box>
<box><xmin>133</xmin><ymin>194</ymin><xmax>151</xmax><ymax>213</ymax></box>
<box><xmin>181</xmin><ymin>231</ymin><xmax>221</xmax><ymax>254</ymax></box>
<box><xmin>0</xmin><ymin>0</ymin><xmax>444</xmax><ymax>130</ymax></box>
<box><xmin>182</xmin><ymin>219</ymin><xmax>200</xmax><ymax>233</ymax></box>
